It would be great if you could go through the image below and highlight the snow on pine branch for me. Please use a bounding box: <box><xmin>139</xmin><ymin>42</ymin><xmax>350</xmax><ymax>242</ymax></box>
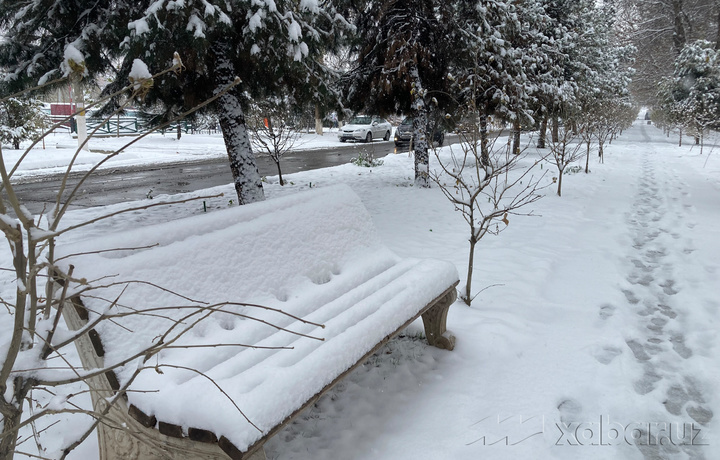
<box><xmin>60</xmin><ymin>44</ymin><xmax>87</xmax><ymax>77</ymax></box>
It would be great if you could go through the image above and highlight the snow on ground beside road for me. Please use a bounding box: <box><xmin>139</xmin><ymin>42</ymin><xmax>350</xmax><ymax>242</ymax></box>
<box><xmin>1</xmin><ymin>128</ymin><xmax>356</xmax><ymax>178</ymax></box>
<box><xmin>1</xmin><ymin>121</ymin><xmax>718</xmax><ymax>460</ymax></box>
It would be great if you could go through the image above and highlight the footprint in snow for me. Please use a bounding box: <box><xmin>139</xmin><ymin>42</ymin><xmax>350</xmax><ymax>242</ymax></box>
<box><xmin>633</xmin><ymin>364</ymin><xmax>661</xmax><ymax>395</ymax></box>
<box><xmin>598</xmin><ymin>303</ymin><xmax>616</xmax><ymax>320</ymax></box>
<box><xmin>669</xmin><ymin>333</ymin><xmax>693</xmax><ymax>359</ymax></box>
<box><xmin>593</xmin><ymin>346</ymin><xmax>622</xmax><ymax>365</ymax></box>
<box><xmin>626</xmin><ymin>339</ymin><xmax>651</xmax><ymax>361</ymax></box>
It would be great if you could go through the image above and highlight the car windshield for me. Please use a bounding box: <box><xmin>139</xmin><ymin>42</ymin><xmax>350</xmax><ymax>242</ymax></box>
<box><xmin>401</xmin><ymin>117</ymin><xmax>413</xmax><ymax>125</ymax></box>
<box><xmin>349</xmin><ymin>116</ymin><xmax>373</xmax><ymax>125</ymax></box>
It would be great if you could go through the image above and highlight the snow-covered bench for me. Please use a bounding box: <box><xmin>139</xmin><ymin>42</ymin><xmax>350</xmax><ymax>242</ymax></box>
<box><xmin>58</xmin><ymin>184</ymin><xmax>459</xmax><ymax>460</ymax></box>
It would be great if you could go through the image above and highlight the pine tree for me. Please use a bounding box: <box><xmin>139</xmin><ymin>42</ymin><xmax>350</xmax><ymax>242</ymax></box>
<box><xmin>0</xmin><ymin>0</ymin><xmax>140</xmax><ymax>88</ymax></box>
<box><xmin>0</xmin><ymin>97</ymin><xmax>46</xmax><ymax>149</ymax></box>
<box><xmin>343</xmin><ymin>0</ymin><xmax>453</xmax><ymax>187</ymax></box>
<box><xmin>659</xmin><ymin>40</ymin><xmax>720</xmax><ymax>148</ymax></box>
<box><xmin>451</xmin><ymin>1</ymin><xmax>558</xmax><ymax>159</ymax></box>
<box><xmin>107</xmin><ymin>0</ymin><xmax>349</xmax><ymax>204</ymax></box>
<box><xmin>0</xmin><ymin>0</ymin><xmax>348</xmax><ymax>205</ymax></box>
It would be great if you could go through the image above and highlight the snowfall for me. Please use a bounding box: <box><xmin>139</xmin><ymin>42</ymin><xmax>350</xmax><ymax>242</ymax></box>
<box><xmin>1</xmin><ymin>119</ymin><xmax>719</xmax><ymax>460</ymax></box>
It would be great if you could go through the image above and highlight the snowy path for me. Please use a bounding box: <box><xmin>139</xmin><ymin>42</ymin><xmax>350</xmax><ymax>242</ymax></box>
<box><xmin>614</xmin><ymin>123</ymin><xmax>715</xmax><ymax>459</ymax></box>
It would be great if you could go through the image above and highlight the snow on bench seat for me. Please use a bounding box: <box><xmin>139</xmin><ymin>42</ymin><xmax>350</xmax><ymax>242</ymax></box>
<box><xmin>58</xmin><ymin>184</ymin><xmax>459</xmax><ymax>459</ymax></box>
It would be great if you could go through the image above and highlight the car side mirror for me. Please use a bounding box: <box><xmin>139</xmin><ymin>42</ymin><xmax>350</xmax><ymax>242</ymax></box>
<box><xmin>372</xmin><ymin>121</ymin><xmax>378</xmax><ymax>126</ymax></box>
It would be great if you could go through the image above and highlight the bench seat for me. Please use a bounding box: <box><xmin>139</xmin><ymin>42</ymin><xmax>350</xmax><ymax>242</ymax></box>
<box><xmin>58</xmin><ymin>184</ymin><xmax>459</xmax><ymax>459</ymax></box>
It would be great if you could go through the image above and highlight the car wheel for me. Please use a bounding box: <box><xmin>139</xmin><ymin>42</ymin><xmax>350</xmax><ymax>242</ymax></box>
<box><xmin>365</xmin><ymin>132</ymin><xmax>372</xmax><ymax>143</ymax></box>
<box><xmin>383</xmin><ymin>131</ymin><xmax>390</xmax><ymax>141</ymax></box>
<box><xmin>339</xmin><ymin>138</ymin><xmax>346</xmax><ymax>143</ymax></box>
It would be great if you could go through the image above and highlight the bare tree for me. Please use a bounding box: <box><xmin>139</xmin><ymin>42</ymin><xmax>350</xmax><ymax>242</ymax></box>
<box><xmin>431</xmin><ymin>129</ymin><xmax>547</xmax><ymax>306</ymax></box>
<box><xmin>546</xmin><ymin>125</ymin><xmax>585</xmax><ymax>197</ymax></box>
<box><xmin>247</xmin><ymin>103</ymin><xmax>303</xmax><ymax>186</ymax></box>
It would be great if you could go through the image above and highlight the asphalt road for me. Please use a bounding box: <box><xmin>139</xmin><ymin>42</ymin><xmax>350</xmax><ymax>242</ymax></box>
<box><xmin>8</xmin><ymin>134</ymin><xmax>458</xmax><ymax>214</ymax></box>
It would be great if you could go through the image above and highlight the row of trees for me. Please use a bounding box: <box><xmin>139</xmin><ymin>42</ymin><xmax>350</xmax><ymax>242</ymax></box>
<box><xmin>615</xmin><ymin>0</ymin><xmax>720</xmax><ymax>144</ymax></box>
<box><xmin>615</xmin><ymin>0</ymin><xmax>720</xmax><ymax>105</ymax></box>
<box><xmin>0</xmin><ymin>0</ymin><xmax>635</xmax><ymax>197</ymax></box>
<box><xmin>344</xmin><ymin>0</ymin><xmax>635</xmax><ymax>185</ymax></box>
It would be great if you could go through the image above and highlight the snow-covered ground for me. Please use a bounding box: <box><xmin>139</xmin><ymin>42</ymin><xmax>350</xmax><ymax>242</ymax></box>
<box><xmin>2</xmin><ymin>121</ymin><xmax>719</xmax><ymax>460</ymax></box>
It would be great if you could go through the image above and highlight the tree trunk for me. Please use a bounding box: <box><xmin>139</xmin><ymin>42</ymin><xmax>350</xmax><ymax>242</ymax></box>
<box><xmin>512</xmin><ymin>118</ymin><xmax>521</xmax><ymax>155</ymax></box>
<box><xmin>464</xmin><ymin>235</ymin><xmax>477</xmax><ymax>306</ymax></box>
<box><xmin>585</xmin><ymin>139</ymin><xmax>591</xmax><ymax>173</ymax></box>
<box><xmin>479</xmin><ymin>113</ymin><xmax>489</xmax><ymax>166</ymax></box>
<box><xmin>538</xmin><ymin>117</ymin><xmax>547</xmax><ymax>148</ymax></box>
<box><xmin>700</xmin><ymin>131</ymin><xmax>704</xmax><ymax>155</ymax></box>
<box><xmin>0</xmin><ymin>408</ymin><xmax>21</xmax><ymax>460</ymax></box>
<box><xmin>672</xmin><ymin>0</ymin><xmax>687</xmax><ymax>55</ymax></box>
<box><xmin>552</xmin><ymin>117</ymin><xmax>559</xmax><ymax>143</ymax></box>
<box><xmin>176</xmin><ymin>123</ymin><xmax>182</xmax><ymax>140</ymax></box>
<box><xmin>410</xmin><ymin>66</ymin><xmax>430</xmax><ymax>187</ymax></box>
<box><xmin>314</xmin><ymin>104</ymin><xmax>323</xmax><ymax>136</ymax></box>
<box><xmin>71</xmin><ymin>77</ymin><xmax>90</xmax><ymax>152</ymax></box>
<box><xmin>211</xmin><ymin>41</ymin><xmax>265</xmax><ymax>205</ymax></box>
<box><xmin>716</xmin><ymin>7</ymin><xmax>720</xmax><ymax>50</ymax></box>
<box><xmin>557</xmin><ymin>170</ymin><xmax>563</xmax><ymax>197</ymax></box>
<box><xmin>0</xmin><ymin>380</ymin><xmax>27</xmax><ymax>460</ymax></box>
<box><xmin>276</xmin><ymin>161</ymin><xmax>284</xmax><ymax>186</ymax></box>
<box><xmin>679</xmin><ymin>127</ymin><xmax>683</xmax><ymax>147</ymax></box>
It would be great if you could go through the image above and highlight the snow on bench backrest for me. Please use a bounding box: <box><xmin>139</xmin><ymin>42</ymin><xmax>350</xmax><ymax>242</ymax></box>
<box><xmin>67</xmin><ymin>184</ymin><xmax>385</xmax><ymax>302</ymax></box>
<box><xmin>59</xmin><ymin>184</ymin><xmax>459</xmax><ymax>453</ymax></box>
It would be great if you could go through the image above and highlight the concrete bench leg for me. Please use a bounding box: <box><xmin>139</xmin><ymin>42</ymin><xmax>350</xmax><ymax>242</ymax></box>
<box><xmin>421</xmin><ymin>287</ymin><xmax>457</xmax><ymax>350</ymax></box>
<box><xmin>246</xmin><ymin>448</ymin><xmax>267</xmax><ymax>460</ymax></box>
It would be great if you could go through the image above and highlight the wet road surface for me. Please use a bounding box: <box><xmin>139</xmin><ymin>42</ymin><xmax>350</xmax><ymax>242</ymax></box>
<box><xmin>8</xmin><ymin>135</ymin><xmax>457</xmax><ymax>214</ymax></box>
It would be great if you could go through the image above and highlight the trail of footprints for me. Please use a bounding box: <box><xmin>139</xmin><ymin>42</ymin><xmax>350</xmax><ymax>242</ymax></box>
<box><xmin>592</xmin><ymin>154</ymin><xmax>712</xmax><ymax>459</ymax></box>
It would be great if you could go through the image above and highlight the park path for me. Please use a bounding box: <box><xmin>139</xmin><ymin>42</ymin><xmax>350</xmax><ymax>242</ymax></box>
<box><xmin>599</xmin><ymin>123</ymin><xmax>714</xmax><ymax>459</ymax></box>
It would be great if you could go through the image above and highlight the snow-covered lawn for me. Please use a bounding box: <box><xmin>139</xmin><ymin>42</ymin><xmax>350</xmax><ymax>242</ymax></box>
<box><xmin>1</xmin><ymin>121</ymin><xmax>718</xmax><ymax>459</ymax></box>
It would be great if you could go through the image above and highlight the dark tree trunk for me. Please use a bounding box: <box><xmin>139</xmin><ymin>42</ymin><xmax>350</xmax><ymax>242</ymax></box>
<box><xmin>276</xmin><ymin>161</ymin><xmax>284</xmax><ymax>186</ymax></box>
<box><xmin>176</xmin><ymin>124</ymin><xmax>182</xmax><ymax>140</ymax></box>
<box><xmin>512</xmin><ymin>118</ymin><xmax>521</xmax><ymax>155</ymax></box>
<box><xmin>716</xmin><ymin>8</ymin><xmax>720</xmax><ymax>50</ymax></box>
<box><xmin>552</xmin><ymin>117</ymin><xmax>559</xmax><ymax>143</ymax></box>
<box><xmin>672</xmin><ymin>0</ymin><xmax>687</xmax><ymax>55</ymax></box>
<box><xmin>480</xmin><ymin>113</ymin><xmax>489</xmax><ymax>166</ymax></box>
<box><xmin>464</xmin><ymin>232</ymin><xmax>477</xmax><ymax>306</ymax></box>
<box><xmin>538</xmin><ymin>117</ymin><xmax>547</xmax><ymax>148</ymax></box>
<box><xmin>410</xmin><ymin>66</ymin><xmax>430</xmax><ymax>187</ymax></box>
<box><xmin>211</xmin><ymin>40</ymin><xmax>264</xmax><ymax>205</ymax></box>
<box><xmin>585</xmin><ymin>139</ymin><xmax>591</xmax><ymax>173</ymax></box>
<box><xmin>0</xmin><ymin>379</ymin><xmax>28</xmax><ymax>460</ymax></box>
<box><xmin>557</xmin><ymin>170</ymin><xmax>563</xmax><ymax>197</ymax></box>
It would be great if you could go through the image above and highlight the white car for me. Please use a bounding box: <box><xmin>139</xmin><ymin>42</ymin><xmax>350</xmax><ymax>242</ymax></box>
<box><xmin>338</xmin><ymin>115</ymin><xmax>392</xmax><ymax>143</ymax></box>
